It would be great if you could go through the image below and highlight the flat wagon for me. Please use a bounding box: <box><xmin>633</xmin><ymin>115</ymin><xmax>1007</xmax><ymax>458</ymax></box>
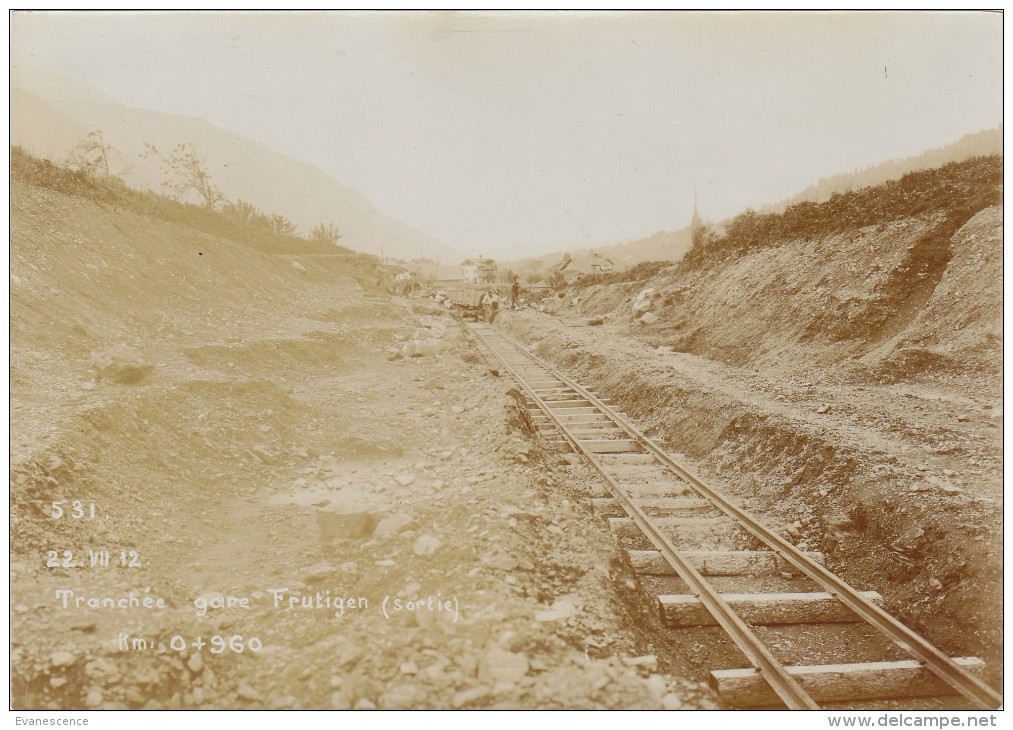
<box><xmin>445</xmin><ymin>288</ymin><xmax>487</xmax><ymax>320</ymax></box>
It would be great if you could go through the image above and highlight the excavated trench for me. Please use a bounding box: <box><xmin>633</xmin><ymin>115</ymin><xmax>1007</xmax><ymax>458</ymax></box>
<box><xmin>495</xmin><ymin>312</ymin><xmax>1003</xmax><ymax>694</ymax></box>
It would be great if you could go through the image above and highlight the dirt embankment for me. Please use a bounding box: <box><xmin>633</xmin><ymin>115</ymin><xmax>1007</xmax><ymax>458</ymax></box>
<box><xmin>565</xmin><ymin>204</ymin><xmax>1001</xmax><ymax>389</ymax></box>
<box><xmin>11</xmin><ymin>178</ymin><xmax>714</xmax><ymax>710</ymax></box>
<box><xmin>500</xmin><ymin>163</ymin><xmax>1003</xmax><ymax>687</ymax></box>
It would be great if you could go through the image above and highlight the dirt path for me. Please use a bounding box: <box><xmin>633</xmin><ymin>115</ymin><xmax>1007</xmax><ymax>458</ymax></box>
<box><xmin>507</xmin><ymin>307</ymin><xmax>1001</xmax><ymax>500</ymax></box>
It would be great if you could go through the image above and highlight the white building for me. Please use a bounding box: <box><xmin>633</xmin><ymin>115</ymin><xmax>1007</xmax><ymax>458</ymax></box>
<box><xmin>460</xmin><ymin>259</ymin><xmax>479</xmax><ymax>283</ymax></box>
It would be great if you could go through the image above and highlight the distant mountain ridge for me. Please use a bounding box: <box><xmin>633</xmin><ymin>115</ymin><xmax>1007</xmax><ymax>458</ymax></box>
<box><xmin>10</xmin><ymin>70</ymin><xmax>461</xmax><ymax>263</ymax></box>
<box><xmin>516</xmin><ymin>228</ymin><xmax>693</xmax><ymax>279</ymax></box>
<box><xmin>516</xmin><ymin>126</ymin><xmax>1003</xmax><ymax>274</ymax></box>
<box><xmin>762</xmin><ymin>126</ymin><xmax>1003</xmax><ymax>214</ymax></box>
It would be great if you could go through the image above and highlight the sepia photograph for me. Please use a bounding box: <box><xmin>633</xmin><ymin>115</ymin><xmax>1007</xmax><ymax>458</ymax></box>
<box><xmin>8</xmin><ymin>9</ymin><xmax>1004</xmax><ymax>718</ymax></box>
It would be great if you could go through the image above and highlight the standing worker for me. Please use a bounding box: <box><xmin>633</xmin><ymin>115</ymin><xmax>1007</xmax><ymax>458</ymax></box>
<box><xmin>482</xmin><ymin>289</ymin><xmax>500</xmax><ymax>323</ymax></box>
<box><xmin>511</xmin><ymin>277</ymin><xmax>520</xmax><ymax>310</ymax></box>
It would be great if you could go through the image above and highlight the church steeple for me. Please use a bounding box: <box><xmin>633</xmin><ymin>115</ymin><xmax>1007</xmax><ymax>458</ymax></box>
<box><xmin>690</xmin><ymin>190</ymin><xmax>705</xmax><ymax>247</ymax></box>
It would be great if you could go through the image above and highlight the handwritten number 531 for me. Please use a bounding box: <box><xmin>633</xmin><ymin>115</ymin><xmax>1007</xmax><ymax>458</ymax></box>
<box><xmin>50</xmin><ymin>501</ymin><xmax>96</xmax><ymax>520</ymax></box>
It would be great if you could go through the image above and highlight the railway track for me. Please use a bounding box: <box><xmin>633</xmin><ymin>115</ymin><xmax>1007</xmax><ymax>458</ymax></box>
<box><xmin>467</xmin><ymin>321</ymin><xmax>1001</xmax><ymax>710</ymax></box>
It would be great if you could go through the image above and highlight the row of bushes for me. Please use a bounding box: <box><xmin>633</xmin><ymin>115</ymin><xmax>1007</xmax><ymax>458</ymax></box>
<box><xmin>680</xmin><ymin>155</ymin><xmax>1002</xmax><ymax>270</ymax></box>
<box><xmin>11</xmin><ymin>146</ymin><xmax>364</xmax><ymax>259</ymax></box>
<box><xmin>572</xmin><ymin>260</ymin><xmax>673</xmax><ymax>287</ymax></box>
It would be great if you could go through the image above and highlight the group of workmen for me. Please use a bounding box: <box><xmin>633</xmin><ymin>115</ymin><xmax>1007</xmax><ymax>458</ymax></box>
<box><xmin>481</xmin><ymin>277</ymin><xmax>521</xmax><ymax>323</ymax></box>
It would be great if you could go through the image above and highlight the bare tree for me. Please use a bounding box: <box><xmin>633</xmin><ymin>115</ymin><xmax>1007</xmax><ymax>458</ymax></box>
<box><xmin>268</xmin><ymin>214</ymin><xmax>298</xmax><ymax>237</ymax></box>
<box><xmin>143</xmin><ymin>142</ymin><xmax>224</xmax><ymax>211</ymax></box>
<box><xmin>310</xmin><ymin>222</ymin><xmax>342</xmax><ymax>245</ymax></box>
<box><xmin>222</xmin><ymin>199</ymin><xmax>263</xmax><ymax>226</ymax></box>
<box><xmin>66</xmin><ymin>130</ymin><xmax>118</xmax><ymax>179</ymax></box>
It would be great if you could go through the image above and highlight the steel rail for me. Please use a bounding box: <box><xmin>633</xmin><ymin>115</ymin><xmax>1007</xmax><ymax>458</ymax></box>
<box><xmin>470</xmin><ymin>323</ymin><xmax>1001</xmax><ymax>710</ymax></box>
<box><xmin>470</xmin><ymin>325</ymin><xmax>821</xmax><ymax>710</ymax></box>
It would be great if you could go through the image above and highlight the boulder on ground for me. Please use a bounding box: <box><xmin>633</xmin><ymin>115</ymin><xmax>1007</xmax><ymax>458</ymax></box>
<box><xmin>90</xmin><ymin>345</ymin><xmax>154</xmax><ymax>385</ymax></box>
<box><xmin>316</xmin><ymin>511</ymin><xmax>378</xmax><ymax>540</ymax></box>
<box><xmin>413</xmin><ymin>534</ymin><xmax>442</xmax><ymax>556</ymax></box>
<box><xmin>632</xmin><ymin>287</ymin><xmax>656</xmax><ymax>315</ymax></box>
<box><xmin>404</xmin><ymin>338</ymin><xmax>446</xmax><ymax>357</ymax></box>
<box><xmin>478</xmin><ymin>645</ymin><xmax>529</xmax><ymax>684</ymax></box>
<box><xmin>374</xmin><ymin>513</ymin><xmax>413</xmax><ymax>537</ymax></box>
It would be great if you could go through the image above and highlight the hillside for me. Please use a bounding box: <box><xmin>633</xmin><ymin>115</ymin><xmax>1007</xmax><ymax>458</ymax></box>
<box><xmin>11</xmin><ymin>87</ymin><xmax>92</xmax><ymax>161</ymax></box>
<box><xmin>11</xmin><ymin>72</ymin><xmax>460</xmax><ymax>263</ymax></box>
<box><xmin>767</xmin><ymin>126</ymin><xmax>1003</xmax><ymax>213</ymax></box>
<box><xmin>540</xmin><ymin>156</ymin><xmax>1002</xmax><ymax>385</ymax></box>
<box><xmin>10</xmin><ymin>152</ymin><xmax>379</xmax><ymax>462</ymax></box>
<box><xmin>10</xmin><ymin>154</ymin><xmax>706</xmax><ymax>711</ymax></box>
<box><xmin>516</xmin><ymin>127</ymin><xmax>1002</xmax><ymax>275</ymax></box>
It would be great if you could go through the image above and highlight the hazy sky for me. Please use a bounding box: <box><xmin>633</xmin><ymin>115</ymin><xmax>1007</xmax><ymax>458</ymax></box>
<box><xmin>10</xmin><ymin>11</ymin><xmax>1003</xmax><ymax>260</ymax></box>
